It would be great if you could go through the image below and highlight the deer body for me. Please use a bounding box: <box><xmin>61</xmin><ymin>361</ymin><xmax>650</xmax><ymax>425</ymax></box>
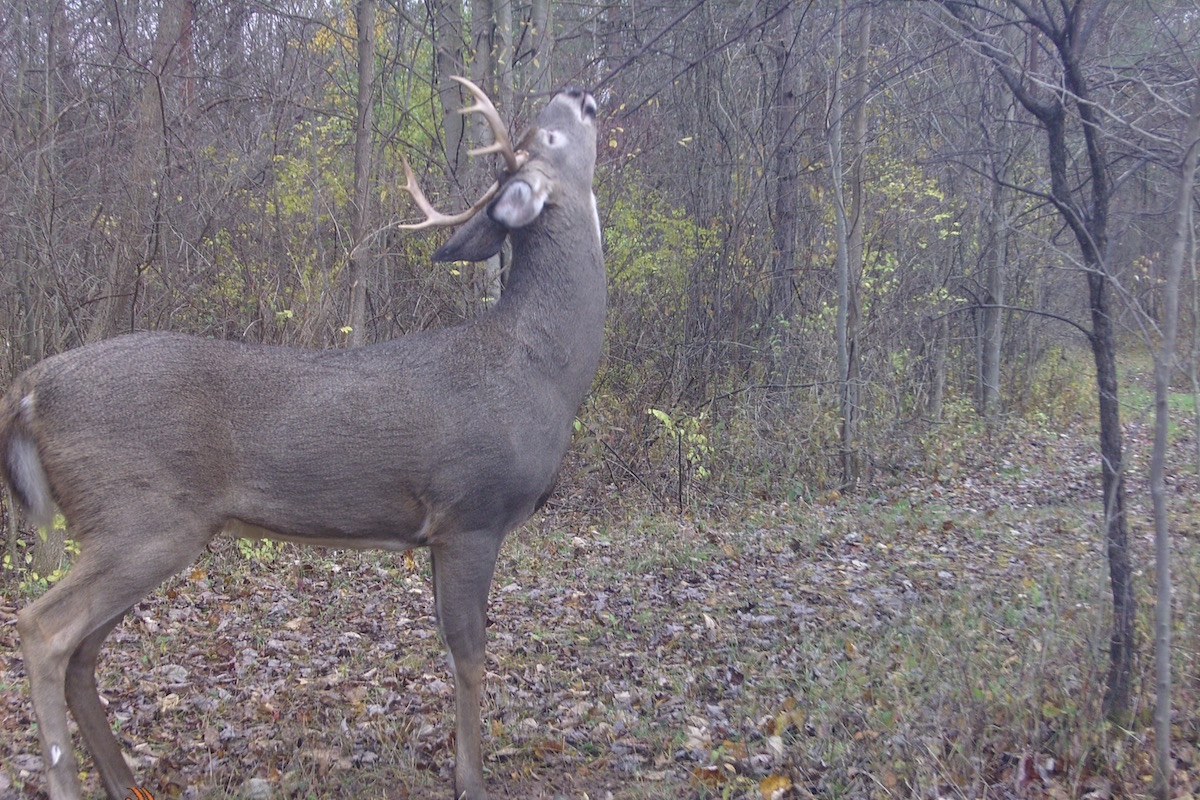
<box><xmin>2</xmin><ymin>84</ymin><xmax>602</xmax><ymax>800</ymax></box>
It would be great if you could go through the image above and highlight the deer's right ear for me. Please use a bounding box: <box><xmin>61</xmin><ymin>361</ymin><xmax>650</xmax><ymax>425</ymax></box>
<box><xmin>431</xmin><ymin>176</ymin><xmax>549</xmax><ymax>263</ymax></box>
<box><xmin>488</xmin><ymin>178</ymin><xmax>548</xmax><ymax>229</ymax></box>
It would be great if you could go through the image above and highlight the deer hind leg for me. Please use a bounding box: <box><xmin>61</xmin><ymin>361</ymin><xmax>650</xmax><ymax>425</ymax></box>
<box><xmin>430</xmin><ymin>535</ymin><xmax>502</xmax><ymax>800</ymax></box>
<box><xmin>65</xmin><ymin>613</ymin><xmax>137</xmax><ymax>798</ymax></box>
<box><xmin>17</xmin><ymin>523</ymin><xmax>210</xmax><ymax>800</ymax></box>
<box><xmin>19</xmin><ymin>559</ymin><xmax>115</xmax><ymax>800</ymax></box>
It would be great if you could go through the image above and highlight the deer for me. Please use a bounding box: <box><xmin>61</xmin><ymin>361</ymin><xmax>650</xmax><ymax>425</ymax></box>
<box><xmin>0</xmin><ymin>79</ymin><xmax>604</xmax><ymax>800</ymax></box>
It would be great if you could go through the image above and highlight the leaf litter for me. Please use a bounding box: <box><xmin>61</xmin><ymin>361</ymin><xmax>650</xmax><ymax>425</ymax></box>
<box><xmin>1</xmin><ymin>413</ymin><xmax>1199</xmax><ymax>799</ymax></box>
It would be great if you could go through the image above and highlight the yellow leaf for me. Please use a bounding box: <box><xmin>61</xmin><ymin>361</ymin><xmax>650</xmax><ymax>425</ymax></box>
<box><xmin>761</xmin><ymin>774</ymin><xmax>792</xmax><ymax>799</ymax></box>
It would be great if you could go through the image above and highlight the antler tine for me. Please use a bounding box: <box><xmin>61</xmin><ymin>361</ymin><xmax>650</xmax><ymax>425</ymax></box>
<box><xmin>397</xmin><ymin>156</ymin><xmax>500</xmax><ymax>231</ymax></box>
<box><xmin>449</xmin><ymin>75</ymin><xmax>523</xmax><ymax>174</ymax></box>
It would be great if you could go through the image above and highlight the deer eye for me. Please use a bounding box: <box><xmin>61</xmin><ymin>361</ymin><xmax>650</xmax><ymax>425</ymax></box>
<box><xmin>541</xmin><ymin>129</ymin><xmax>565</xmax><ymax>148</ymax></box>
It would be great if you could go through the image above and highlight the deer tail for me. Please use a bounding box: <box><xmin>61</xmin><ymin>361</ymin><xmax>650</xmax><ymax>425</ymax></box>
<box><xmin>0</xmin><ymin>380</ymin><xmax>55</xmax><ymax>530</ymax></box>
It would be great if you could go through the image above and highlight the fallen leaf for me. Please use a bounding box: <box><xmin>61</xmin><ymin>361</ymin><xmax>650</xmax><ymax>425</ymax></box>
<box><xmin>761</xmin><ymin>773</ymin><xmax>792</xmax><ymax>799</ymax></box>
<box><xmin>693</xmin><ymin>764</ymin><xmax>726</xmax><ymax>787</ymax></box>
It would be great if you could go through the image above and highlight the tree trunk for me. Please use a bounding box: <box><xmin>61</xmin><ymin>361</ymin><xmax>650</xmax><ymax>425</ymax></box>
<box><xmin>13</xmin><ymin>0</ymin><xmax>50</xmax><ymax>371</ymax></box>
<box><xmin>946</xmin><ymin>0</ymin><xmax>1134</xmax><ymax>723</ymax></box>
<box><xmin>1150</xmin><ymin>81</ymin><xmax>1200</xmax><ymax>798</ymax></box>
<box><xmin>843</xmin><ymin>4</ymin><xmax>870</xmax><ymax>487</ymax></box>
<box><xmin>979</xmin><ymin>94</ymin><xmax>1014</xmax><ymax>418</ymax></box>
<box><xmin>768</xmin><ymin>0</ymin><xmax>799</xmax><ymax>324</ymax></box>
<box><xmin>929</xmin><ymin>314</ymin><xmax>948</xmax><ymax>421</ymax></box>
<box><xmin>1090</xmin><ymin>268</ymin><xmax>1134</xmax><ymax>719</ymax></box>
<box><xmin>469</xmin><ymin>0</ymin><xmax>503</xmax><ymax>307</ymax></box>
<box><xmin>494</xmin><ymin>0</ymin><xmax>513</xmax><ymax>113</ymax></box>
<box><xmin>346</xmin><ymin>0</ymin><xmax>376</xmax><ymax>347</ymax></box>
<box><xmin>88</xmin><ymin>0</ymin><xmax>195</xmax><ymax>343</ymax></box>
<box><xmin>527</xmin><ymin>0</ymin><xmax>554</xmax><ymax>97</ymax></box>
<box><xmin>434</xmin><ymin>0</ymin><xmax>467</xmax><ymax>175</ymax></box>
<box><xmin>1192</xmin><ymin>222</ymin><xmax>1200</xmax><ymax>477</ymax></box>
<box><xmin>830</xmin><ymin>1</ymin><xmax>850</xmax><ymax>482</ymax></box>
<box><xmin>829</xmin><ymin>0</ymin><xmax>870</xmax><ymax>489</ymax></box>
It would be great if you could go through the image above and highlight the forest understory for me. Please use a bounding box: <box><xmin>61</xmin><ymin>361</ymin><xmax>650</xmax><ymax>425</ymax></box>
<box><xmin>1</xmin><ymin>355</ymin><xmax>1198</xmax><ymax>800</ymax></box>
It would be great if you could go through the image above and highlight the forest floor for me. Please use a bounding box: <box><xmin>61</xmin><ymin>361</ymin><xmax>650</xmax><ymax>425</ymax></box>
<box><xmin>2</xmin><ymin>364</ymin><xmax>1200</xmax><ymax>799</ymax></box>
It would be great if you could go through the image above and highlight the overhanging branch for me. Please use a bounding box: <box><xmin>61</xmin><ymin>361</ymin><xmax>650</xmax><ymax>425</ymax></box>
<box><xmin>935</xmin><ymin>302</ymin><xmax>1095</xmax><ymax>344</ymax></box>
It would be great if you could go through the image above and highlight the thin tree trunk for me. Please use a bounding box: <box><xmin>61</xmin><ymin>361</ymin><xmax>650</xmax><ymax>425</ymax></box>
<box><xmin>434</xmin><ymin>0</ymin><xmax>467</xmax><ymax>175</ymax></box>
<box><xmin>980</xmin><ymin>95</ymin><xmax>1014</xmax><ymax>418</ymax></box>
<box><xmin>768</xmin><ymin>0</ymin><xmax>799</xmax><ymax>324</ymax></box>
<box><xmin>14</xmin><ymin>0</ymin><xmax>48</xmax><ymax>370</ymax></box>
<box><xmin>494</xmin><ymin>0</ymin><xmax>512</xmax><ymax>113</ymax></box>
<box><xmin>1150</xmin><ymin>77</ymin><xmax>1200</xmax><ymax>800</ymax></box>
<box><xmin>930</xmin><ymin>314</ymin><xmax>948</xmax><ymax>421</ymax></box>
<box><xmin>830</xmin><ymin>0</ymin><xmax>870</xmax><ymax>489</ymax></box>
<box><xmin>1090</xmin><ymin>268</ymin><xmax>1134</xmax><ymax>719</ymax></box>
<box><xmin>27</xmin><ymin>0</ymin><xmax>63</xmax><ymax>570</ymax></box>
<box><xmin>843</xmin><ymin>4</ymin><xmax>870</xmax><ymax>486</ymax></box>
<box><xmin>1192</xmin><ymin>220</ymin><xmax>1200</xmax><ymax>476</ymax></box>
<box><xmin>829</xmin><ymin>1</ymin><xmax>851</xmax><ymax>485</ymax></box>
<box><xmin>469</xmin><ymin>0</ymin><xmax>502</xmax><ymax>307</ymax></box>
<box><xmin>527</xmin><ymin>0</ymin><xmax>553</xmax><ymax>97</ymax></box>
<box><xmin>346</xmin><ymin>0</ymin><xmax>376</xmax><ymax>347</ymax></box>
<box><xmin>948</xmin><ymin>0</ymin><xmax>1134</xmax><ymax>720</ymax></box>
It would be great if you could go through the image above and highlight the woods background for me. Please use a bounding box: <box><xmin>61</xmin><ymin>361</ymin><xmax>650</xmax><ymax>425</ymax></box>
<box><xmin>3</xmin><ymin>0</ymin><xmax>1197</xmax><ymax>503</ymax></box>
<box><xmin>4</xmin><ymin>1</ymin><xmax>1200</xmax><ymax>797</ymax></box>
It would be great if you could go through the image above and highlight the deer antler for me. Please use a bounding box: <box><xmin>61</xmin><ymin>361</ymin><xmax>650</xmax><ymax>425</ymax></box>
<box><xmin>398</xmin><ymin>156</ymin><xmax>500</xmax><ymax>231</ymax></box>
<box><xmin>450</xmin><ymin>76</ymin><xmax>522</xmax><ymax>174</ymax></box>
<box><xmin>399</xmin><ymin>76</ymin><xmax>526</xmax><ymax>231</ymax></box>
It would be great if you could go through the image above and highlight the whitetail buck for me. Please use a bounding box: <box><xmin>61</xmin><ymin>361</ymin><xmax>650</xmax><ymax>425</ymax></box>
<box><xmin>0</xmin><ymin>79</ymin><xmax>604</xmax><ymax>800</ymax></box>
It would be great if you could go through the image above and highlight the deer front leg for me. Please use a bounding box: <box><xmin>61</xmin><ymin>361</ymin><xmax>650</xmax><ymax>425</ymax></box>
<box><xmin>430</xmin><ymin>535</ymin><xmax>501</xmax><ymax>800</ymax></box>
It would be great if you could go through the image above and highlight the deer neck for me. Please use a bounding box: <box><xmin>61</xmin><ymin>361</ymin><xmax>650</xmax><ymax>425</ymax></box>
<box><xmin>492</xmin><ymin>206</ymin><xmax>606</xmax><ymax>386</ymax></box>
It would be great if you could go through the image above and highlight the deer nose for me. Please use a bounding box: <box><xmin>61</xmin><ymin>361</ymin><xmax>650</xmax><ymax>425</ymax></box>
<box><xmin>561</xmin><ymin>87</ymin><xmax>597</xmax><ymax>120</ymax></box>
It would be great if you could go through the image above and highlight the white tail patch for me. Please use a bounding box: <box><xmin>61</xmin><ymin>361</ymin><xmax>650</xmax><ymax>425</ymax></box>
<box><xmin>8</xmin><ymin>394</ymin><xmax>55</xmax><ymax>529</ymax></box>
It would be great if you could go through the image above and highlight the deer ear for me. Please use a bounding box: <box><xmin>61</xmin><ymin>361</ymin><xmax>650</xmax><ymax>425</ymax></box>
<box><xmin>430</xmin><ymin>176</ymin><xmax>549</xmax><ymax>263</ymax></box>
<box><xmin>489</xmin><ymin>178</ymin><xmax>548</xmax><ymax>229</ymax></box>
<box><xmin>431</xmin><ymin>209</ymin><xmax>509</xmax><ymax>262</ymax></box>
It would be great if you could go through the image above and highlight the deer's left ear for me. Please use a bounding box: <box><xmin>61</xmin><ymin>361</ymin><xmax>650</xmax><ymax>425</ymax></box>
<box><xmin>432</xmin><ymin>209</ymin><xmax>508</xmax><ymax>262</ymax></box>
<box><xmin>489</xmin><ymin>176</ymin><xmax>549</xmax><ymax>229</ymax></box>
